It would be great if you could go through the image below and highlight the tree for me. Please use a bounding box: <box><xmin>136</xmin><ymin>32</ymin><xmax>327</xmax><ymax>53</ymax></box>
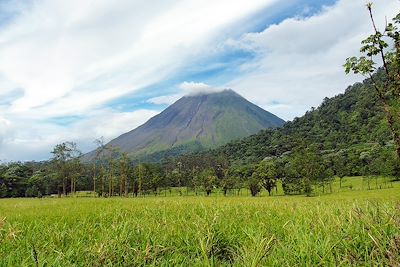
<box><xmin>332</xmin><ymin>151</ymin><xmax>348</xmax><ymax>189</ymax></box>
<box><xmin>220</xmin><ymin>173</ymin><xmax>237</xmax><ymax>196</ymax></box>
<box><xmin>197</xmin><ymin>168</ymin><xmax>217</xmax><ymax>196</ymax></box>
<box><xmin>369</xmin><ymin>145</ymin><xmax>397</xmax><ymax>188</ymax></box>
<box><xmin>93</xmin><ymin>137</ymin><xmax>107</xmax><ymax>196</ymax></box>
<box><xmin>51</xmin><ymin>141</ymin><xmax>81</xmax><ymax>196</ymax></box>
<box><xmin>248</xmin><ymin>176</ymin><xmax>261</xmax><ymax>197</ymax></box>
<box><xmin>69</xmin><ymin>153</ymin><xmax>83</xmax><ymax>195</ymax></box>
<box><xmin>253</xmin><ymin>160</ymin><xmax>277</xmax><ymax>196</ymax></box>
<box><xmin>119</xmin><ymin>153</ymin><xmax>130</xmax><ymax>197</ymax></box>
<box><xmin>289</xmin><ymin>145</ymin><xmax>329</xmax><ymax>196</ymax></box>
<box><xmin>281</xmin><ymin>159</ymin><xmax>303</xmax><ymax>195</ymax></box>
<box><xmin>344</xmin><ymin>4</ymin><xmax>400</xmax><ymax>162</ymax></box>
<box><xmin>1</xmin><ymin>162</ymin><xmax>33</xmax><ymax>197</ymax></box>
<box><xmin>27</xmin><ymin>170</ymin><xmax>51</xmax><ymax>197</ymax></box>
<box><xmin>0</xmin><ymin>163</ymin><xmax>8</xmax><ymax>197</ymax></box>
<box><xmin>134</xmin><ymin>163</ymin><xmax>157</xmax><ymax>196</ymax></box>
<box><xmin>230</xmin><ymin>164</ymin><xmax>256</xmax><ymax>196</ymax></box>
<box><xmin>0</xmin><ymin>183</ymin><xmax>7</xmax><ymax>198</ymax></box>
<box><xmin>106</xmin><ymin>145</ymin><xmax>118</xmax><ymax>197</ymax></box>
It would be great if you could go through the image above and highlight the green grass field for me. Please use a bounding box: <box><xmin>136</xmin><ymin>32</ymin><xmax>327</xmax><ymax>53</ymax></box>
<box><xmin>0</xmin><ymin>177</ymin><xmax>399</xmax><ymax>266</ymax></box>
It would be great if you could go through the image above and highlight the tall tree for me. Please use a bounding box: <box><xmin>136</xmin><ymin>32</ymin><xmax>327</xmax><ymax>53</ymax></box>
<box><xmin>198</xmin><ymin>168</ymin><xmax>217</xmax><ymax>196</ymax></box>
<box><xmin>51</xmin><ymin>142</ymin><xmax>80</xmax><ymax>197</ymax></box>
<box><xmin>1</xmin><ymin>162</ymin><xmax>32</xmax><ymax>197</ymax></box>
<box><xmin>93</xmin><ymin>137</ymin><xmax>107</xmax><ymax>196</ymax></box>
<box><xmin>253</xmin><ymin>160</ymin><xmax>277</xmax><ymax>196</ymax></box>
<box><xmin>290</xmin><ymin>145</ymin><xmax>328</xmax><ymax>196</ymax></box>
<box><xmin>248</xmin><ymin>175</ymin><xmax>261</xmax><ymax>197</ymax></box>
<box><xmin>344</xmin><ymin>4</ymin><xmax>400</xmax><ymax>161</ymax></box>
<box><xmin>119</xmin><ymin>153</ymin><xmax>130</xmax><ymax>197</ymax></box>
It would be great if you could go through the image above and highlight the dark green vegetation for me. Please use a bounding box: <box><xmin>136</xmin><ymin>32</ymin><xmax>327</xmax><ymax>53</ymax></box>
<box><xmin>211</xmin><ymin>71</ymin><xmax>396</xmax><ymax>165</ymax></box>
<box><xmin>0</xmin><ymin>184</ymin><xmax>399</xmax><ymax>266</ymax></box>
<box><xmin>345</xmin><ymin>3</ymin><xmax>400</xmax><ymax>160</ymax></box>
<box><xmin>83</xmin><ymin>89</ymin><xmax>284</xmax><ymax>161</ymax></box>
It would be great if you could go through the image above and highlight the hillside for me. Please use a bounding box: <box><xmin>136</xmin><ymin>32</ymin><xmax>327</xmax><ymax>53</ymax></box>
<box><xmin>85</xmin><ymin>89</ymin><xmax>284</xmax><ymax>160</ymax></box>
<box><xmin>209</xmin><ymin>72</ymin><xmax>392</xmax><ymax>164</ymax></box>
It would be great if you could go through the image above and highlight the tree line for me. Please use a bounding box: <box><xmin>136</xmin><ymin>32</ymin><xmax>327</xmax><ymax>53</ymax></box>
<box><xmin>0</xmin><ymin>139</ymin><xmax>398</xmax><ymax>198</ymax></box>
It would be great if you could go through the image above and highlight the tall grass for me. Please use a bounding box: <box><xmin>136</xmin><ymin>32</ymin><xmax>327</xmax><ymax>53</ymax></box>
<box><xmin>0</xmin><ymin>179</ymin><xmax>399</xmax><ymax>266</ymax></box>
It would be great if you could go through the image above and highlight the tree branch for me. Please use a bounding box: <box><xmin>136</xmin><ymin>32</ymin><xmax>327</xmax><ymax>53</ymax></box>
<box><xmin>368</xmin><ymin>5</ymin><xmax>390</xmax><ymax>76</ymax></box>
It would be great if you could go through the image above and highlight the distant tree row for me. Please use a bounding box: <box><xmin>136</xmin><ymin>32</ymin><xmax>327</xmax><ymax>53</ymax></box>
<box><xmin>1</xmin><ymin>138</ymin><xmax>398</xmax><ymax>198</ymax></box>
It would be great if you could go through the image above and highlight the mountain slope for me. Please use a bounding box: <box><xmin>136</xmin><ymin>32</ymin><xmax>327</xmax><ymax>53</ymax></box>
<box><xmin>88</xmin><ymin>89</ymin><xmax>285</xmax><ymax>159</ymax></box>
<box><xmin>209</xmin><ymin>72</ymin><xmax>392</xmax><ymax>164</ymax></box>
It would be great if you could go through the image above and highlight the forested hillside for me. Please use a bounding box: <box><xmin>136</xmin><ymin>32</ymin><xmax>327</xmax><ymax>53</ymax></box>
<box><xmin>212</xmin><ymin>71</ymin><xmax>392</xmax><ymax>165</ymax></box>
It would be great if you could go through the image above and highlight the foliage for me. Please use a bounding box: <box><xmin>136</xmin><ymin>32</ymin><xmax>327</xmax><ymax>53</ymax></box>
<box><xmin>248</xmin><ymin>176</ymin><xmax>261</xmax><ymax>197</ymax></box>
<box><xmin>344</xmin><ymin>4</ymin><xmax>400</xmax><ymax>161</ymax></box>
<box><xmin>51</xmin><ymin>141</ymin><xmax>82</xmax><ymax>196</ymax></box>
<box><xmin>252</xmin><ymin>160</ymin><xmax>277</xmax><ymax>196</ymax></box>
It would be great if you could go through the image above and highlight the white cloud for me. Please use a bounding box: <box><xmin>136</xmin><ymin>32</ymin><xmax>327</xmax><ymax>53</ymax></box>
<box><xmin>0</xmin><ymin>0</ymin><xmax>276</xmax><ymax>160</ymax></box>
<box><xmin>0</xmin><ymin>108</ymin><xmax>159</xmax><ymax>161</ymax></box>
<box><xmin>179</xmin><ymin>81</ymin><xmax>210</xmax><ymax>92</ymax></box>
<box><xmin>147</xmin><ymin>94</ymin><xmax>182</xmax><ymax>105</ymax></box>
<box><xmin>147</xmin><ymin>81</ymin><xmax>225</xmax><ymax>105</ymax></box>
<box><xmin>0</xmin><ymin>0</ymin><xmax>274</xmax><ymax>114</ymax></box>
<box><xmin>179</xmin><ymin>81</ymin><xmax>224</xmax><ymax>95</ymax></box>
<box><xmin>0</xmin><ymin>116</ymin><xmax>11</xmax><ymax>145</ymax></box>
<box><xmin>225</xmin><ymin>0</ymin><xmax>400</xmax><ymax>120</ymax></box>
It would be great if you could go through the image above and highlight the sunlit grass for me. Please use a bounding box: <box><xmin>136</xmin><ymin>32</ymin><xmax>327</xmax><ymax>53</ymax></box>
<box><xmin>0</xmin><ymin>177</ymin><xmax>399</xmax><ymax>266</ymax></box>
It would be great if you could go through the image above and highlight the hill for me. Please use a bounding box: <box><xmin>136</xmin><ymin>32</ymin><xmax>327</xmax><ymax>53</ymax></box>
<box><xmin>209</xmin><ymin>72</ymin><xmax>392</xmax><ymax>165</ymax></box>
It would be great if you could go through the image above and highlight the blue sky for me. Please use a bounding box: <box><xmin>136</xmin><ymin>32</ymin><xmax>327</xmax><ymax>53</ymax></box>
<box><xmin>0</xmin><ymin>0</ymin><xmax>398</xmax><ymax>161</ymax></box>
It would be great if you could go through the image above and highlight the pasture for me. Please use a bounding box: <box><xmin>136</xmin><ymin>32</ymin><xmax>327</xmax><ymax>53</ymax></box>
<box><xmin>0</xmin><ymin>177</ymin><xmax>399</xmax><ymax>266</ymax></box>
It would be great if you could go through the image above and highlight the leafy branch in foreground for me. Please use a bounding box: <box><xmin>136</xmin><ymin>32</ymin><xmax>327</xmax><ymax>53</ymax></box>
<box><xmin>344</xmin><ymin>3</ymin><xmax>400</xmax><ymax>161</ymax></box>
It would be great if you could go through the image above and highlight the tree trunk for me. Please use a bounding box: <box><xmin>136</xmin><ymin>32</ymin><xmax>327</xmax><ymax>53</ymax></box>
<box><xmin>111</xmin><ymin>174</ymin><xmax>114</xmax><ymax>196</ymax></box>
<box><xmin>108</xmin><ymin>175</ymin><xmax>111</xmax><ymax>197</ymax></box>
<box><xmin>63</xmin><ymin>178</ymin><xmax>66</xmax><ymax>196</ymax></box>
<box><xmin>93</xmin><ymin>173</ymin><xmax>96</xmax><ymax>196</ymax></box>
<box><xmin>124</xmin><ymin>175</ymin><xmax>128</xmax><ymax>197</ymax></box>
<box><xmin>70</xmin><ymin>177</ymin><xmax>74</xmax><ymax>196</ymax></box>
<box><xmin>101</xmin><ymin>176</ymin><xmax>104</xmax><ymax>197</ymax></box>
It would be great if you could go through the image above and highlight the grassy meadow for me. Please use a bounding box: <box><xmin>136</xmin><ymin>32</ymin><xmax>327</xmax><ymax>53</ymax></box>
<box><xmin>0</xmin><ymin>177</ymin><xmax>399</xmax><ymax>266</ymax></box>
